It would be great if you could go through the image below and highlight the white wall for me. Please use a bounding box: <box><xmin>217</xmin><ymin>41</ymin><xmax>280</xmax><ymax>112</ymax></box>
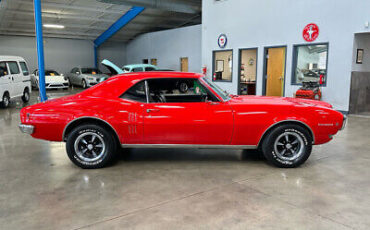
<box><xmin>98</xmin><ymin>41</ymin><xmax>126</xmax><ymax>72</ymax></box>
<box><xmin>0</xmin><ymin>36</ymin><xmax>94</xmax><ymax>74</ymax></box>
<box><xmin>352</xmin><ymin>33</ymin><xmax>370</xmax><ymax>72</ymax></box>
<box><xmin>202</xmin><ymin>0</ymin><xmax>370</xmax><ymax>111</ymax></box>
<box><xmin>126</xmin><ymin>25</ymin><xmax>202</xmax><ymax>72</ymax></box>
<box><xmin>0</xmin><ymin>35</ymin><xmax>126</xmax><ymax>74</ymax></box>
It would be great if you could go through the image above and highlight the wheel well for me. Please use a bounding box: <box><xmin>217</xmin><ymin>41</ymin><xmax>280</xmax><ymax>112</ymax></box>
<box><xmin>24</xmin><ymin>87</ymin><xmax>29</xmax><ymax>92</ymax></box>
<box><xmin>3</xmin><ymin>91</ymin><xmax>9</xmax><ymax>97</ymax></box>
<box><xmin>257</xmin><ymin>121</ymin><xmax>314</xmax><ymax>149</ymax></box>
<box><xmin>63</xmin><ymin>118</ymin><xmax>120</xmax><ymax>145</ymax></box>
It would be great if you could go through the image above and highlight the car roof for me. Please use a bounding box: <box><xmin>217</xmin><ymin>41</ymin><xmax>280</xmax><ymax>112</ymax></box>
<box><xmin>82</xmin><ymin>71</ymin><xmax>204</xmax><ymax>99</ymax></box>
<box><xmin>116</xmin><ymin>71</ymin><xmax>203</xmax><ymax>80</ymax></box>
<box><xmin>0</xmin><ymin>55</ymin><xmax>26</xmax><ymax>61</ymax></box>
<box><xmin>123</xmin><ymin>64</ymin><xmax>157</xmax><ymax>68</ymax></box>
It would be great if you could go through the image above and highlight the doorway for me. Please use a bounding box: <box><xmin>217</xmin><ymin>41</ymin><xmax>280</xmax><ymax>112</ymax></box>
<box><xmin>180</xmin><ymin>57</ymin><xmax>188</xmax><ymax>72</ymax></box>
<box><xmin>238</xmin><ymin>48</ymin><xmax>257</xmax><ymax>95</ymax></box>
<box><xmin>263</xmin><ymin>46</ymin><xmax>286</xmax><ymax>96</ymax></box>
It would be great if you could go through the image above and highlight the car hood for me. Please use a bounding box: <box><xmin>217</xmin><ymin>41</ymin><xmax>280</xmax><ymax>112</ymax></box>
<box><xmin>229</xmin><ymin>95</ymin><xmax>332</xmax><ymax>108</ymax></box>
<box><xmin>36</xmin><ymin>75</ymin><xmax>68</xmax><ymax>83</ymax></box>
<box><xmin>81</xmin><ymin>74</ymin><xmax>108</xmax><ymax>78</ymax></box>
<box><xmin>101</xmin><ymin>59</ymin><xmax>124</xmax><ymax>75</ymax></box>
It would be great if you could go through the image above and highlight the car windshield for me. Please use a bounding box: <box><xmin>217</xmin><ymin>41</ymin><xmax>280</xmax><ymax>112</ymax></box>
<box><xmin>81</xmin><ymin>68</ymin><xmax>102</xmax><ymax>74</ymax></box>
<box><xmin>45</xmin><ymin>70</ymin><xmax>60</xmax><ymax>76</ymax></box>
<box><xmin>202</xmin><ymin>77</ymin><xmax>230</xmax><ymax>101</ymax></box>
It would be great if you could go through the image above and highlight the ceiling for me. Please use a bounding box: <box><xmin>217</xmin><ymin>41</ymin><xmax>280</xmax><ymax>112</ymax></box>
<box><xmin>0</xmin><ymin>0</ymin><xmax>201</xmax><ymax>43</ymax></box>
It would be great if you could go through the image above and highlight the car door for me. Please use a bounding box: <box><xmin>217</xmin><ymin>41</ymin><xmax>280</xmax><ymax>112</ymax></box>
<box><xmin>143</xmin><ymin>78</ymin><xmax>234</xmax><ymax>145</ymax></box>
<box><xmin>0</xmin><ymin>61</ymin><xmax>12</xmax><ymax>98</ymax></box>
<box><xmin>7</xmin><ymin>61</ymin><xmax>22</xmax><ymax>97</ymax></box>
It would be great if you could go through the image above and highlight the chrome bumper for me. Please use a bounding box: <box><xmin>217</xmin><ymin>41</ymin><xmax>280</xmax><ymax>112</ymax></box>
<box><xmin>341</xmin><ymin>115</ymin><xmax>347</xmax><ymax>130</ymax></box>
<box><xmin>19</xmin><ymin>124</ymin><xmax>34</xmax><ymax>134</ymax></box>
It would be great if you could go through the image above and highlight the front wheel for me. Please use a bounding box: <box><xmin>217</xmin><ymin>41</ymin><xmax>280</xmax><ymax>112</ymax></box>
<box><xmin>1</xmin><ymin>93</ymin><xmax>10</xmax><ymax>108</ymax></box>
<box><xmin>262</xmin><ymin>124</ymin><xmax>312</xmax><ymax>168</ymax></box>
<box><xmin>66</xmin><ymin>124</ymin><xmax>118</xmax><ymax>169</ymax></box>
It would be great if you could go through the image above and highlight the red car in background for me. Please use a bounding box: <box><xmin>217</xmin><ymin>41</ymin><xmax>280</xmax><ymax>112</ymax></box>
<box><xmin>19</xmin><ymin>72</ymin><xmax>346</xmax><ymax>169</ymax></box>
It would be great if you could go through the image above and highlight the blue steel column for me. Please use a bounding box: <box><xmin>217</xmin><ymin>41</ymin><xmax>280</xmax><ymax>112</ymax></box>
<box><xmin>94</xmin><ymin>6</ymin><xmax>145</xmax><ymax>66</ymax></box>
<box><xmin>34</xmin><ymin>0</ymin><xmax>47</xmax><ymax>102</ymax></box>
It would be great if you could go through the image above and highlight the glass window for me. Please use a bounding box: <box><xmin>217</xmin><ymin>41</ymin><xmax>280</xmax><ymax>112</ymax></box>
<box><xmin>145</xmin><ymin>67</ymin><xmax>156</xmax><ymax>71</ymax></box>
<box><xmin>45</xmin><ymin>70</ymin><xmax>60</xmax><ymax>76</ymax></box>
<box><xmin>71</xmin><ymin>68</ymin><xmax>78</xmax><ymax>73</ymax></box>
<box><xmin>147</xmin><ymin>78</ymin><xmax>218</xmax><ymax>103</ymax></box>
<box><xmin>81</xmin><ymin>68</ymin><xmax>102</xmax><ymax>74</ymax></box>
<box><xmin>0</xmin><ymin>62</ymin><xmax>8</xmax><ymax>77</ymax></box>
<box><xmin>132</xmin><ymin>67</ymin><xmax>143</xmax><ymax>72</ymax></box>
<box><xmin>202</xmin><ymin>77</ymin><xmax>230</xmax><ymax>101</ymax></box>
<box><xmin>19</xmin><ymin>62</ymin><xmax>29</xmax><ymax>76</ymax></box>
<box><xmin>292</xmin><ymin>44</ymin><xmax>328</xmax><ymax>85</ymax></box>
<box><xmin>213</xmin><ymin>50</ymin><xmax>233</xmax><ymax>82</ymax></box>
<box><xmin>8</xmin><ymin>62</ymin><xmax>20</xmax><ymax>74</ymax></box>
<box><xmin>121</xmin><ymin>81</ymin><xmax>147</xmax><ymax>103</ymax></box>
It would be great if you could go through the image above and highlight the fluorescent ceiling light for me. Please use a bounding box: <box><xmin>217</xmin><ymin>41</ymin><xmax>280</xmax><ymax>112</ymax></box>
<box><xmin>43</xmin><ymin>24</ymin><xmax>65</xmax><ymax>29</ymax></box>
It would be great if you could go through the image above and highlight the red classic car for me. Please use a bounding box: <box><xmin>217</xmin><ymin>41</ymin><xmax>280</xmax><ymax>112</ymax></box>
<box><xmin>19</xmin><ymin>72</ymin><xmax>346</xmax><ymax>168</ymax></box>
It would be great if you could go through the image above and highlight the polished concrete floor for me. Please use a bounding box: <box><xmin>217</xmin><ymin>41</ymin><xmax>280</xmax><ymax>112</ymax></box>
<box><xmin>0</xmin><ymin>89</ymin><xmax>369</xmax><ymax>230</ymax></box>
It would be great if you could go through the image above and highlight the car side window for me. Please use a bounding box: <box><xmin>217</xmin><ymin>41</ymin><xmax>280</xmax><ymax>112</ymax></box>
<box><xmin>121</xmin><ymin>81</ymin><xmax>147</xmax><ymax>103</ymax></box>
<box><xmin>145</xmin><ymin>67</ymin><xmax>155</xmax><ymax>71</ymax></box>
<box><xmin>71</xmin><ymin>68</ymin><xmax>77</xmax><ymax>73</ymax></box>
<box><xmin>132</xmin><ymin>67</ymin><xmax>143</xmax><ymax>72</ymax></box>
<box><xmin>7</xmin><ymin>61</ymin><xmax>20</xmax><ymax>74</ymax></box>
<box><xmin>19</xmin><ymin>62</ymin><xmax>29</xmax><ymax>76</ymax></box>
<box><xmin>0</xmin><ymin>62</ymin><xmax>8</xmax><ymax>77</ymax></box>
<box><xmin>147</xmin><ymin>78</ymin><xmax>218</xmax><ymax>103</ymax></box>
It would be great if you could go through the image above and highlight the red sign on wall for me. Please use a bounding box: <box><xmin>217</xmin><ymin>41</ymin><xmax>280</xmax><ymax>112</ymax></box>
<box><xmin>303</xmin><ymin>23</ymin><xmax>319</xmax><ymax>42</ymax></box>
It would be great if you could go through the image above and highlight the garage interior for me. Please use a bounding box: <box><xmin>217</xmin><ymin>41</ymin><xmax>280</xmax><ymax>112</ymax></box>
<box><xmin>1</xmin><ymin>0</ymin><xmax>370</xmax><ymax>229</ymax></box>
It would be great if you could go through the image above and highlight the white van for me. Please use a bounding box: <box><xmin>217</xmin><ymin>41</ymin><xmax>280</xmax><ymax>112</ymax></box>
<box><xmin>0</xmin><ymin>56</ymin><xmax>31</xmax><ymax>108</ymax></box>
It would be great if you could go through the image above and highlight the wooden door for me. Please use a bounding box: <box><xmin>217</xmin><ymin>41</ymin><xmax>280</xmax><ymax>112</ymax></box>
<box><xmin>266</xmin><ymin>47</ymin><xmax>286</xmax><ymax>96</ymax></box>
<box><xmin>180</xmin><ymin>57</ymin><xmax>188</xmax><ymax>72</ymax></box>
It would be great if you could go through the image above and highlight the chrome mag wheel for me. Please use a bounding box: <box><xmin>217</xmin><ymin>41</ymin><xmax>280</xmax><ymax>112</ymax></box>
<box><xmin>74</xmin><ymin>132</ymin><xmax>106</xmax><ymax>162</ymax></box>
<box><xmin>273</xmin><ymin>131</ymin><xmax>305</xmax><ymax>161</ymax></box>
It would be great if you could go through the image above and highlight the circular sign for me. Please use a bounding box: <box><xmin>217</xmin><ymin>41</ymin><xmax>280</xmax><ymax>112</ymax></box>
<box><xmin>303</xmin><ymin>23</ymin><xmax>319</xmax><ymax>42</ymax></box>
<box><xmin>218</xmin><ymin>34</ymin><xmax>227</xmax><ymax>48</ymax></box>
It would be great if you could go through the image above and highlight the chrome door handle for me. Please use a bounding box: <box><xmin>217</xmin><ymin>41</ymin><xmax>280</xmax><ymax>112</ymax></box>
<box><xmin>146</xmin><ymin>109</ymin><xmax>159</xmax><ymax>113</ymax></box>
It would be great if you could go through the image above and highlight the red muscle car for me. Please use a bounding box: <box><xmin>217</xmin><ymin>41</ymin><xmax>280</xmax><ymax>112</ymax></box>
<box><xmin>19</xmin><ymin>72</ymin><xmax>346</xmax><ymax>169</ymax></box>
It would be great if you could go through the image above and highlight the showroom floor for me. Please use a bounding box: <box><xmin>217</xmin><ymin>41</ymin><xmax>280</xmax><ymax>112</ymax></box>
<box><xmin>0</xmin><ymin>89</ymin><xmax>369</xmax><ymax>230</ymax></box>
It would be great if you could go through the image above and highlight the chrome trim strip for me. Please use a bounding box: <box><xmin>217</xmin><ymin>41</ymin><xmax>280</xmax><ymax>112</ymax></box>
<box><xmin>257</xmin><ymin>120</ymin><xmax>315</xmax><ymax>147</ymax></box>
<box><xmin>121</xmin><ymin>144</ymin><xmax>257</xmax><ymax>149</ymax></box>
<box><xmin>62</xmin><ymin>116</ymin><xmax>120</xmax><ymax>141</ymax></box>
<box><xmin>19</xmin><ymin>123</ymin><xmax>34</xmax><ymax>134</ymax></box>
<box><xmin>341</xmin><ymin>115</ymin><xmax>347</xmax><ymax>130</ymax></box>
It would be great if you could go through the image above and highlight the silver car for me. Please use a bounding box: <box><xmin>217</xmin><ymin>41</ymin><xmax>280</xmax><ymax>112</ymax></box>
<box><xmin>66</xmin><ymin>67</ymin><xmax>109</xmax><ymax>88</ymax></box>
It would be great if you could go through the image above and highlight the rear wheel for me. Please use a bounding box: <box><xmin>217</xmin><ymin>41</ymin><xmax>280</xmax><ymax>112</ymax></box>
<box><xmin>66</xmin><ymin>124</ymin><xmax>118</xmax><ymax>169</ymax></box>
<box><xmin>1</xmin><ymin>93</ymin><xmax>10</xmax><ymax>108</ymax></box>
<box><xmin>262</xmin><ymin>124</ymin><xmax>312</xmax><ymax>168</ymax></box>
<box><xmin>22</xmin><ymin>88</ymin><xmax>30</xmax><ymax>103</ymax></box>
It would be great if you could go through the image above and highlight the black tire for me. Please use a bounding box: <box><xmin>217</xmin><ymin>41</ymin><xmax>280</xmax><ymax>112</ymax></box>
<box><xmin>67</xmin><ymin>78</ymin><xmax>72</xmax><ymax>87</ymax></box>
<box><xmin>262</xmin><ymin>124</ymin><xmax>312</xmax><ymax>168</ymax></box>
<box><xmin>82</xmin><ymin>79</ymin><xmax>87</xmax><ymax>89</ymax></box>
<box><xmin>22</xmin><ymin>88</ymin><xmax>30</xmax><ymax>103</ymax></box>
<box><xmin>1</xmin><ymin>93</ymin><xmax>10</xmax><ymax>108</ymax></box>
<box><xmin>66</xmin><ymin>124</ymin><xmax>118</xmax><ymax>169</ymax></box>
<box><xmin>178</xmin><ymin>82</ymin><xmax>189</xmax><ymax>93</ymax></box>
